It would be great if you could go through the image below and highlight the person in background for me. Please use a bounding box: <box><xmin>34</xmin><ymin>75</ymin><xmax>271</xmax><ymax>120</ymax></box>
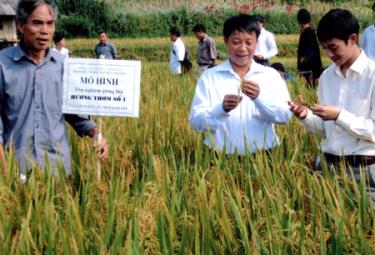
<box><xmin>289</xmin><ymin>9</ymin><xmax>375</xmax><ymax>200</ymax></box>
<box><xmin>189</xmin><ymin>14</ymin><xmax>291</xmax><ymax>156</ymax></box>
<box><xmin>192</xmin><ymin>24</ymin><xmax>217</xmax><ymax>73</ymax></box>
<box><xmin>169</xmin><ymin>26</ymin><xmax>186</xmax><ymax>75</ymax></box>
<box><xmin>95</xmin><ymin>31</ymin><xmax>118</xmax><ymax>59</ymax></box>
<box><xmin>0</xmin><ymin>0</ymin><xmax>109</xmax><ymax>176</ymax></box>
<box><xmin>253</xmin><ymin>14</ymin><xmax>278</xmax><ymax>65</ymax></box>
<box><xmin>270</xmin><ymin>62</ymin><xmax>293</xmax><ymax>81</ymax></box>
<box><xmin>52</xmin><ymin>32</ymin><xmax>69</xmax><ymax>58</ymax></box>
<box><xmin>360</xmin><ymin>3</ymin><xmax>375</xmax><ymax>61</ymax></box>
<box><xmin>297</xmin><ymin>9</ymin><xmax>323</xmax><ymax>87</ymax></box>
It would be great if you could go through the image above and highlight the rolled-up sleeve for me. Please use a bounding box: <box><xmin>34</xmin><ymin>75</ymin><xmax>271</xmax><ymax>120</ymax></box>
<box><xmin>65</xmin><ymin>114</ymin><xmax>96</xmax><ymax>137</ymax></box>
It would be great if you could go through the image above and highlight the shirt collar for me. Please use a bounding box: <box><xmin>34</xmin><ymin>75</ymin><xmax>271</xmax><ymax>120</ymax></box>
<box><xmin>334</xmin><ymin>50</ymin><xmax>368</xmax><ymax>76</ymax></box>
<box><xmin>201</xmin><ymin>34</ymin><xmax>208</xmax><ymax>42</ymax></box>
<box><xmin>13</xmin><ymin>43</ymin><xmax>56</xmax><ymax>63</ymax></box>
<box><xmin>217</xmin><ymin>59</ymin><xmax>264</xmax><ymax>77</ymax></box>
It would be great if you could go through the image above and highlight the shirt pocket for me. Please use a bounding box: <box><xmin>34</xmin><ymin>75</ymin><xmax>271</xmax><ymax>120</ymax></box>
<box><xmin>44</xmin><ymin>77</ymin><xmax>63</xmax><ymax>128</ymax></box>
<box><xmin>4</xmin><ymin>76</ymin><xmax>29</xmax><ymax>112</ymax></box>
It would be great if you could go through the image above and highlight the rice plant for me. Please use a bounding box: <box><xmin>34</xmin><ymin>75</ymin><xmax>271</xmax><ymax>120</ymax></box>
<box><xmin>0</xmin><ymin>38</ymin><xmax>374</xmax><ymax>254</ymax></box>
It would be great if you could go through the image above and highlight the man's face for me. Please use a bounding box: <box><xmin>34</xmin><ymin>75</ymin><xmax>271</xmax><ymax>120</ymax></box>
<box><xmin>56</xmin><ymin>38</ymin><xmax>65</xmax><ymax>48</ymax></box>
<box><xmin>17</xmin><ymin>4</ymin><xmax>55</xmax><ymax>52</ymax></box>
<box><xmin>320</xmin><ymin>35</ymin><xmax>358</xmax><ymax>68</ymax></box>
<box><xmin>99</xmin><ymin>33</ymin><xmax>107</xmax><ymax>44</ymax></box>
<box><xmin>169</xmin><ymin>34</ymin><xmax>177</xmax><ymax>42</ymax></box>
<box><xmin>194</xmin><ymin>31</ymin><xmax>205</xmax><ymax>40</ymax></box>
<box><xmin>224</xmin><ymin>30</ymin><xmax>257</xmax><ymax>69</ymax></box>
<box><xmin>373</xmin><ymin>8</ymin><xmax>375</xmax><ymax>20</ymax></box>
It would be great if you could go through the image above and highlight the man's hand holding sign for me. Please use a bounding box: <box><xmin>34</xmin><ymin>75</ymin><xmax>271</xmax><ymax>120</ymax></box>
<box><xmin>63</xmin><ymin>58</ymin><xmax>141</xmax><ymax>180</ymax></box>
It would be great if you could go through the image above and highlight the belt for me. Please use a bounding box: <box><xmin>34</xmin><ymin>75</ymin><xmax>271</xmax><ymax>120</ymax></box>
<box><xmin>323</xmin><ymin>153</ymin><xmax>375</xmax><ymax>166</ymax></box>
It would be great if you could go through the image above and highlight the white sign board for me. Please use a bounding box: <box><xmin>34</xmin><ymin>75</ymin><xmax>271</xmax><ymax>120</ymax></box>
<box><xmin>62</xmin><ymin>58</ymin><xmax>141</xmax><ymax>117</ymax></box>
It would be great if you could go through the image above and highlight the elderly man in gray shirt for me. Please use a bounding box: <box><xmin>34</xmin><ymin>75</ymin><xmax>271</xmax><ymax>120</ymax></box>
<box><xmin>0</xmin><ymin>0</ymin><xmax>108</xmax><ymax>175</ymax></box>
<box><xmin>193</xmin><ymin>24</ymin><xmax>217</xmax><ymax>73</ymax></box>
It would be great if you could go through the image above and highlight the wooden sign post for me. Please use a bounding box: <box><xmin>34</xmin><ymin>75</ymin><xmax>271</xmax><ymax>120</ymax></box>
<box><xmin>62</xmin><ymin>58</ymin><xmax>141</xmax><ymax>180</ymax></box>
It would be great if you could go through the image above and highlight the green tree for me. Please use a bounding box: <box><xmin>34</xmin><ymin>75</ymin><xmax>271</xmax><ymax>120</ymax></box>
<box><xmin>55</xmin><ymin>0</ymin><xmax>113</xmax><ymax>37</ymax></box>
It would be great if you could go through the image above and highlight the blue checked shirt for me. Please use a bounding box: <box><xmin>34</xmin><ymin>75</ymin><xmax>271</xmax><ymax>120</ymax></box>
<box><xmin>0</xmin><ymin>45</ymin><xmax>96</xmax><ymax>174</ymax></box>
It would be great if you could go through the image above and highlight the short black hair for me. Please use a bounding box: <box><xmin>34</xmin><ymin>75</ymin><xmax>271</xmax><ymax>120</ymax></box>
<box><xmin>270</xmin><ymin>62</ymin><xmax>285</xmax><ymax>73</ymax></box>
<box><xmin>169</xmin><ymin>27</ymin><xmax>181</xmax><ymax>37</ymax></box>
<box><xmin>193</xmin><ymin>24</ymin><xmax>206</xmax><ymax>33</ymax></box>
<box><xmin>53</xmin><ymin>32</ymin><xmax>64</xmax><ymax>44</ymax></box>
<box><xmin>372</xmin><ymin>3</ymin><xmax>375</xmax><ymax>11</ymax></box>
<box><xmin>98</xmin><ymin>30</ymin><xmax>107</xmax><ymax>36</ymax></box>
<box><xmin>223</xmin><ymin>14</ymin><xmax>260</xmax><ymax>39</ymax></box>
<box><xmin>253</xmin><ymin>14</ymin><xmax>264</xmax><ymax>24</ymax></box>
<box><xmin>317</xmin><ymin>9</ymin><xmax>359</xmax><ymax>43</ymax></box>
<box><xmin>297</xmin><ymin>9</ymin><xmax>311</xmax><ymax>24</ymax></box>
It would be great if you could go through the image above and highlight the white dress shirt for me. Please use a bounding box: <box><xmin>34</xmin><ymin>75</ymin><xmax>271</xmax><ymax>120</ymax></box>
<box><xmin>360</xmin><ymin>24</ymin><xmax>375</xmax><ymax>61</ymax></box>
<box><xmin>169</xmin><ymin>38</ymin><xmax>185</xmax><ymax>75</ymax></box>
<box><xmin>52</xmin><ymin>47</ymin><xmax>69</xmax><ymax>58</ymax></box>
<box><xmin>189</xmin><ymin>60</ymin><xmax>291</xmax><ymax>155</ymax></box>
<box><xmin>301</xmin><ymin>51</ymin><xmax>375</xmax><ymax>156</ymax></box>
<box><xmin>255</xmin><ymin>28</ymin><xmax>278</xmax><ymax>60</ymax></box>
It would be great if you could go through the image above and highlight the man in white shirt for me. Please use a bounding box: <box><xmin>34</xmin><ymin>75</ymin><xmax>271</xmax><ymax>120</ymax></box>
<box><xmin>253</xmin><ymin>15</ymin><xmax>278</xmax><ymax>66</ymax></box>
<box><xmin>289</xmin><ymin>9</ymin><xmax>375</xmax><ymax>199</ymax></box>
<box><xmin>169</xmin><ymin>27</ymin><xmax>185</xmax><ymax>75</ymax></box>
<box><xmin>360</xmin><ymin>3</ymin><xmax>375</xmax><ymax>61</ymax></box>
<box><xmin>189</xmin><ymin>14</ymin><xmax>291</xmax><ymax>155</ymax></box>
<box><xmin>52</xmin><ymin>32</ymin><xmax>69</xmax><ymax>58</ymax></box>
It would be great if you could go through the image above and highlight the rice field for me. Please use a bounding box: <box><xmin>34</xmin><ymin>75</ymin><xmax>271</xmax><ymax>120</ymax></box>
<box><xmin>0</xmin><ymin>36</ymin><xmax>374</xmax><ymax>254</ymax></box>
<box><xmin>106</xmin><ymin>0</ymin><xmax>373</xmax><ymax>15</ymax></box>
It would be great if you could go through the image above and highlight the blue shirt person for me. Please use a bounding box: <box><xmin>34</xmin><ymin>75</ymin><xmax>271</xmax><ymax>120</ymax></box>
<box><xmin>0</xmin><ymin>0</ymin><xmax>109</xmax><ymax>175</ymax></box>
<box><xmin>95</xmin><ymin>31</ymin><xmax>118</xmax><ymax>59</ymax></box>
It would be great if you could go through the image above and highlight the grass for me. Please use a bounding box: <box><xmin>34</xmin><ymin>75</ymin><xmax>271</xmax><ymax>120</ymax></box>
<box><xmin>67</xmin><ymin>34</ymin><xmax>332</xmax><ymax>67</ymax></box>
<box><xmin>0</xmin><ymin>38</ymin><xmax>374</xmax><ymax>254</ymax></box>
